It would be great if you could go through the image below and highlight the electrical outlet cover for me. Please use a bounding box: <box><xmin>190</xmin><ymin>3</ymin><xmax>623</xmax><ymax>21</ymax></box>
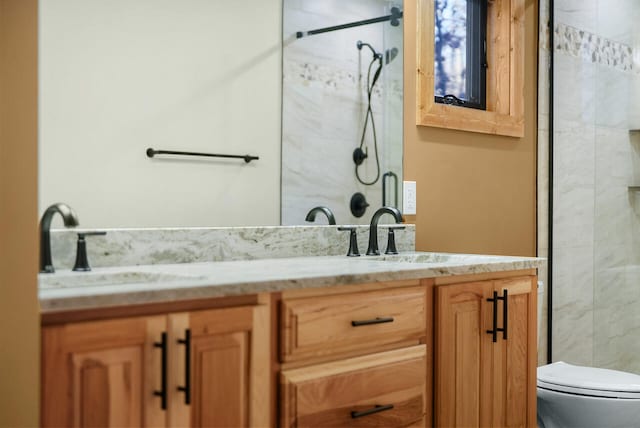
<box><xmin>403</xmin><ymin>181</ymin><xmax>417</xmax><ymax>215</ymax></box>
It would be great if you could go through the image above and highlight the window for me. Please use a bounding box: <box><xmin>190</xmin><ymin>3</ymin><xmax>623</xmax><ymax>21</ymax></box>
<box><xmin>416</xmin><ymin>0</ymin><xmax>525</xmax><ymax>137</ymax></box>
<box><xmin>434</xmin><ymin>0</ymin><xmax>487</xmax><ymax>110</ymax></box>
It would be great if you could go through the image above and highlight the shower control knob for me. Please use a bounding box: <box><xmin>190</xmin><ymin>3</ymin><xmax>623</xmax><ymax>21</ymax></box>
<box><xmin>350</xmin><ymin>193</ymin><xmax>369</xmax><ymax>218</ymax></box>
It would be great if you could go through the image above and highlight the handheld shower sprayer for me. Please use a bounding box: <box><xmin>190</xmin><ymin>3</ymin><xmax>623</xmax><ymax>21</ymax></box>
<box><xmin>353</xmin><ymin>40</ymin><xmax>400</xmax><ymax>186</ymax></box>
<box><xmin>357</xmin><ymin>40</ymin><xmax>382</xmax><ymax>60</ymax></box>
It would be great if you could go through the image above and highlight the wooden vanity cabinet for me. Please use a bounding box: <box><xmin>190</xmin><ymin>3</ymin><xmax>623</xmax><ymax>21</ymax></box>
<box><xmin>279</xmin><ymin>282</ymin><xmax>430</xmax><ymax>428</ymax></box>
<box><xmin>42</xmin><ymin>274</ymin><xmax>538</xmax><ymax>428</ymax></box>
<box><xmin>434</xmin><ymin>276</ymin><xmax>537</xmax><ymax>427</ymax></box>
<box><xmin>41</xmin><ymin>304</ymin><xmax>270</xmax><ymax>428</ymax></box>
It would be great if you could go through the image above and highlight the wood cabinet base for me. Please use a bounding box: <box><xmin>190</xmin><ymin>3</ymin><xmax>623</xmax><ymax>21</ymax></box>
<box><xmin>42</xmin><ymin>274</ymin><xmax>537</xmax><ymax>427</ymax></box>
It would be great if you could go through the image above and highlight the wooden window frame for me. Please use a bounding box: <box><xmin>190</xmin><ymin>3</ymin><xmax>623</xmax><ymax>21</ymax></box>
<box><xmin>417</xmin><ymin>0</ymin><xmax>525</xmax><ymax>137</ymax></box>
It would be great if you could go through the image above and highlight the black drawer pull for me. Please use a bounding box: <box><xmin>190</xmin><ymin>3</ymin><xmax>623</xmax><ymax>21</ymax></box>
<box><xmin>177</xmin><ymin>329</ymin><xmax>191</xmax><ymax>405</ymax></box>
<box><xmin>153</xmin><ymin>332</ymin><xmax>168</xmax><ymax>410</ymax></box>
<box><xmin>486</xmin><ymin>291</ymin><xmax>498</xmax><ymax>342</ymax></box>
<box><xmin>351</xmin><ymin>404</ymin><xmax>394</xmax><ymax>419</ymax></box>
<box><xmin>500</xmin><ymin>289</ymin><xmax>508</xmax><ymax>340</ymax></box>
<box><xmin>487</xmin><ymin>290</ymin><xmax>508</xmax><ymax>342</ymax></box>
<box><xmin>351</xmin><ymin>317</ymin><xmax>394</xmax><ymax>327</ymax></box>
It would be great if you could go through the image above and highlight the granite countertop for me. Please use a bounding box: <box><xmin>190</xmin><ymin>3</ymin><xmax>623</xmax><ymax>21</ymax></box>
<box><xmin>39</xmin><ymin>252</ymin><xmax>546</xmax><ymax>313</ymax></box>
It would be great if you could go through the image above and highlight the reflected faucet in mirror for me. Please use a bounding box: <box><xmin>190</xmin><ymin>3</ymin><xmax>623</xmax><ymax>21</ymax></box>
<box><xmin>40</xmin><ymin>203</ymin><xmax>79</xmax><ymax>273</ymax></box>
<box><xmin>305</xmin><ymin>206</ymin><xmax>336</xmax><ymax>225</ymax></box>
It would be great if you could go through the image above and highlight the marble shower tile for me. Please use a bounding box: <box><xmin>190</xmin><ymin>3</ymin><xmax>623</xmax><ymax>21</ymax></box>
<box><xmin>552</xmin><ymin>245</ymin><xmax>594</xmax><ymax>365</ymax></box>
<box><xmin>553</xmin><ymin>186</ymin><xmax>595</xmax><ymax>249</ymax></box>
<box><xmin>281</xmin><ymin>132</ymin><xmax>374</xmax><ymax>225</ymax></box>
<box><xmin>554</xmin><ymin>120</ymin><xmax>595</xmax><ymax>188</ymax></box>
<box><xmin>628</xmin><ymin>74</ymin><xmax>640</xmax><ymax>129</ymax></box>
<box><xmin>593</xmin><ymin>265</ymin><xmax>640</xmax><ymax>373</ymax></box>
<box><xmin>630</xmin><ymin>196</ymin><xmax>640</xmax><ymax>265</ymax></box>
<box><xmin>555</xmin><ymin>0</ymin><xmax>596</xmax><ymax>33</ymax></box>
<box><xmin>595</xmin><ymin>127</ymin><xmax>633</xmax><ymax>186</ymax></box>
<box><xmin>554</xmin><ymin>53</ymin><xmax>596</xmax><ymax>125</ymax></box>
<box><xmin>552</xmin><ymin>120</ymin><xmax>595</xmax><ymax>250</ymax></box>
<box><xmin>593</xmin><ymin>128</ymin><xmax>633</xmax><ymax>267</ymax></box>
<box><xmin>595</xmin><ymin>66</ymin><xmax>630</xmax><ymax>129</ymax></box>
<box><xmin>596</xmin><ymin>0</ymin><xmax>634</xmax><ymax>46</ymax></box>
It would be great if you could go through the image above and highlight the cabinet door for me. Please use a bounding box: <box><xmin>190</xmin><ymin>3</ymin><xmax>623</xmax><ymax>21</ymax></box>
<box><xmin>491</xmin><ymin>277</ymin><xmax>537</xmax><ymax>428</ymax></box>
<box><xmin>42</xmin><ymin>316</ymin><xmax>166</xmax><ymax>427</ymax></box>
<box><xmin>177</xmin><ymin>306</ymin><xmax>255</xmax><ymax>428</ymax></box>
<box><xmin>435</xmin><ymin>281</ymin><xmax>494</xmax><ymax>427</ymax></box>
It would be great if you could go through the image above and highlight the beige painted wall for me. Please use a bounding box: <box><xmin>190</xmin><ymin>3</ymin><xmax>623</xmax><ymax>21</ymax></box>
<box><xmin>403</xmin><ymin>0</ymin><xmax>538</xmax><ymax>257</ymax></box>
<box><xmin>0</xmin><ymin>0</ymin><xmax>40</xmax><ymax>425</ymax></box>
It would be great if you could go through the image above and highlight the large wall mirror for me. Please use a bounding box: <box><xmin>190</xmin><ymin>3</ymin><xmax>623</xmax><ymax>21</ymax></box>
<box><xmin>38</xmin><ymin>0</ymin><xmax>403</xmax><ymax>228</ymax></box>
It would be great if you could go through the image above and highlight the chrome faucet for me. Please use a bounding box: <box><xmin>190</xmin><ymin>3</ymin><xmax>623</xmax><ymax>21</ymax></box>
<box><xmin>305</xmin><ymin>206</ymin><xmax>337</xmax><ymax>225</ymax></box>
<box><xmin>40</xmin><ymin>203</ymin><xmax>79</xmax><ymax>273</ymax></box>
<box><xmin>366</xmin><ymin>206</ymin><xmax>403</xmax><ymax>255</ymax></box>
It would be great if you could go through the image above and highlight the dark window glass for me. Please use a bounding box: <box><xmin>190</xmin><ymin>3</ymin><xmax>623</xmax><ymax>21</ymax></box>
<box><xmin>434</xmin><ymin>0</ymin><xmax>487</xmax><ymax>110</ymax></box>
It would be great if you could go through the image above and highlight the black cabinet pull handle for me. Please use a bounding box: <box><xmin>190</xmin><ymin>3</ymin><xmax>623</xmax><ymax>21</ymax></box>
<box><xmin>177</xmin><ymin>329</ymin><xmax>191</xmax><ymax>405</ymax></box>
<box><xmin>486</xmin><ymin>291</ymin><xmax>498</xmax><ymax>342</ymax></box>
<box><xmin>351</xmin><ymin>317</ymin><xmax>394</xmax><ymax>327</ymax></box>
<box><xmin>153</xmin><ymin>332</ymin><xmax>168</xmax><ymax>410</ymax></box>
<box><xmin>500</xmin><ymin>289</ymin><xmax>508</xmax><ymax>340</ymax></box>
<box><xmin>351</xmin><ymin>404</ymin><xmax>394</xmax><ymax>419</ymax></box>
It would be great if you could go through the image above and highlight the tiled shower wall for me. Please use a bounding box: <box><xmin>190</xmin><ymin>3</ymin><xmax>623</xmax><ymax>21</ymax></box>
<box><xmin>281</xmin><ymin>0</ymin><xmax>403</xmax><ymax>225</ymax></box>
<box><xmin>551</xmin><ymin>0</ymin><xmax>640</xmax><ymax>373</ymax></box>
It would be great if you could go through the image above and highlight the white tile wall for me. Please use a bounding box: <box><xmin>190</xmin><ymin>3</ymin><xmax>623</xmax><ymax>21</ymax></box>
<box><xmin>550</xmin><ymin>0</ymin><xmax>640</xmax><ymax>373</ymax></box>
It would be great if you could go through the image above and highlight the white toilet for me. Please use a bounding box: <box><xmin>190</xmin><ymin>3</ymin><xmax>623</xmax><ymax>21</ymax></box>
<box><xmin>537</xmin><ymin>361</ymin><xmax>640</xmax><ymax>428</ymax></box>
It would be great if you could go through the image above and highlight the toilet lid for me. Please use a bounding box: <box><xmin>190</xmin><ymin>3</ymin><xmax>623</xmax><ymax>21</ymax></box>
<box><xmin>538</xmin><ymin>362</ymin><xmax>640</xmax><ymax>399</ymax></box>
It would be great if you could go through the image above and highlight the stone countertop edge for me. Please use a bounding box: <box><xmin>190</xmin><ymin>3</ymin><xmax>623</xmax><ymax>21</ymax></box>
<box><xmin>39</xmin><ymin>254</ymin><xmax>547</xmax><ymax>313</ymax></box>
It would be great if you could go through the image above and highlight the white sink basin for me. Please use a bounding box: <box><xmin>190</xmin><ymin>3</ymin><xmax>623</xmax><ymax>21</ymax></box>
<box><xmin>39</xmin><ymin>271</ymin><xmax>206</xmax><ymax>288</ymax></box>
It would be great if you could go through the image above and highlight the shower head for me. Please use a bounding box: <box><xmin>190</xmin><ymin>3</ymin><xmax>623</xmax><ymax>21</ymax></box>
<box><xmin>385</xmin><ymin>47</ymin><xmax>399</xmax><ymax>65</ymax></box>
<box><xmin>357</xmin><ymin>40</ymin><xmax>382</xmax><ymax>60</ymax></box>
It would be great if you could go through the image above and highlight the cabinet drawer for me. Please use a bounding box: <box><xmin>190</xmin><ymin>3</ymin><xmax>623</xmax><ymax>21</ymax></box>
<box><xmin>280</xmin><ymin>286</ymin><xmax>426</xmax><ymax>362</ymax></box>
<box><xmin>280</xmin><ymin>345</ymin><xmax>426</xmax><ymax>427</ymax></box>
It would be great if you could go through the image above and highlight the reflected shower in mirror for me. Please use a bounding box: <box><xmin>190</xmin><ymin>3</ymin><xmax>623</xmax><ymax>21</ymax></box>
<box><xmin>281</xmin><ymin>0</ymin><xmax>404</xmax><ymax>225</ymax></box>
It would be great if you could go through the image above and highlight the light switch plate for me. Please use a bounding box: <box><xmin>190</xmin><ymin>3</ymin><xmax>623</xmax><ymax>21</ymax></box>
<box><xmin>403</xmin><ymin>181</ymin><xmax>417</xmax><ymax>215</ymax></box>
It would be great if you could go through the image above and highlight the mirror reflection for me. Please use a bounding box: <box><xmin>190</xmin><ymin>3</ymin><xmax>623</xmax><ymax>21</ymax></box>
<box><xmin>282</xmin><ymin>0</ymin><xmax>404</xmax><ymax>225</ymax></box>
<box><xmin>38</xmin><ymin>0</ymin><xmax>403</xmax><ymax>228</ymax></box>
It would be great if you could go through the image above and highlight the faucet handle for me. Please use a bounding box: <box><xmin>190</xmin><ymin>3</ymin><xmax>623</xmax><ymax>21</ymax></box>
<box><xmin>383</xmin><ymin>226</ymin><xmax>405</xmax><ymax>255</ymax></box>
<box><xmin>73</xmin><ymin>231</ymin><xmax>107</xmax><ymax>272</ymax></box>
<box><xmin>337</xmin><ymin>227</ymin><xmax>360</xmax><ymax>257</ymax></box>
